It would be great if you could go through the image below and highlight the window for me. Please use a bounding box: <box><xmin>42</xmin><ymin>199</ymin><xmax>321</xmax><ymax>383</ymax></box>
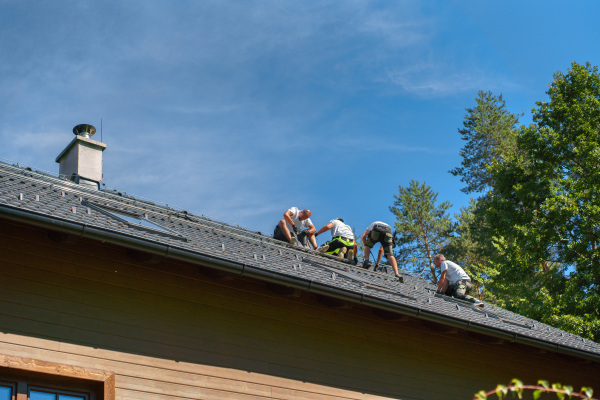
<box><xmin>0</xmin><ymin>355</ymin><xmax>114</xmax><ymax>400</ymax></box>
<box><xmin>30</xmin><ymin>388</ymin><xmax>87</xmax><ymax>400</ymax></box>
<box><xmin>0</xmin><ymin>383</ymin><xmax>14</xmax><ymax>400</ymax></box>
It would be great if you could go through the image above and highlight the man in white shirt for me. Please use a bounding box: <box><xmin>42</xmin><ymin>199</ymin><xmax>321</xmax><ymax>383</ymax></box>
<box><xmin>362</xmin><ymin>221</ymin><xmax>402</xmax><ymax>281</ymax></box>
<box><xmin>314</xmin><ymin>218</ymin><xmax>356</xmax><ymax>260</ymax></box>
<box><xmin>434</xmin><ymin>254</ymin><xmax>483</xmax><ymax>307</ymax></box>
<box><xmin>273</xmin><ymin>207</ymin><xmax>317</xmax><ymax>249</ymax></box>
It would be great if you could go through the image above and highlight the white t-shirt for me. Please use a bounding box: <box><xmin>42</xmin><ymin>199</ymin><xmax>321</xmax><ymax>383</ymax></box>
<box><xmin>286</xmin><ymin>207</ymin><xmax>313</xmax><ymax>230</ymax></box>
<box><xmin>440</xmin><ymin>260</ymin><xmax>470</xmax><ymax>284</ymax></box>
<box><xmin>367</xmin><ymin>221</ymin><xmax>390</xmax><ymax>232</ymax></box>
<box><xmin>330</xmin><ymin>219</ymin><xmax>354</xmax><ymax>240</ymax></box>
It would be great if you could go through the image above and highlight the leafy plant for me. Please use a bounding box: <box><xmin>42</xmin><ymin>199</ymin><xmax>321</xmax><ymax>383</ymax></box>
<box><xmin>474</xmin><ymin>379</ymin><xmax>596</xmax><ymax>400</ymax></box>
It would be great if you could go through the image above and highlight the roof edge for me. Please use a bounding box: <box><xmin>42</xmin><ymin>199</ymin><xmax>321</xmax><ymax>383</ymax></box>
<box><xmin>1</xmin><ymin>204</ymin><xmax>599</xmax><ymax>364</ymax></box>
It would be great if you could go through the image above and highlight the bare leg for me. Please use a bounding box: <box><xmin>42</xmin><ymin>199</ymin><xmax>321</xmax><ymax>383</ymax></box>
<box><xmin>308</xmin><ymin>232</ymin><xmax>318</xmax><ymax>249</ymax></box>
<box><xmin>278</xmin><ymin>220</ymin><xmax>292</xmax><ymax>242</ymax></box>
<box><xmin>364</xmin><ymin>245</ymin><xmax>372</xmax><ymax>262</ymax></box>
<box><xmin>385</xmin><ymin>253</ymin><xmax>400</xmax><ymax>276</ymax></box>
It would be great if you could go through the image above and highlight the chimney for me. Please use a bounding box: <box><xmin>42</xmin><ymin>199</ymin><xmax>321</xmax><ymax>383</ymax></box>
<box><xmin>55</xmin><ymin>124</ymin><xmax>107</xmax><ymax>189</ymax></box>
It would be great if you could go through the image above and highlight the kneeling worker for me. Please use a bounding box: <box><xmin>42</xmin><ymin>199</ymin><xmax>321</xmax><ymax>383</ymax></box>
<box><xmin>273</xmin><ymin>207</ymin><xmax>317</xmax><ymax>249</ymax></box>
<box><xmin>315</xmin><ymin>218</ymin><xmax>356</xmax><ymax>260</ymax></box>
<box><xmin>433</xmin><ymin>254</ymin><xmax>483</xmax><ymax>307</ymax></box>
<box><xmin>362</xmin><ymin>221</ymin><xmax>402</xmax><ymax>280</ymax></box>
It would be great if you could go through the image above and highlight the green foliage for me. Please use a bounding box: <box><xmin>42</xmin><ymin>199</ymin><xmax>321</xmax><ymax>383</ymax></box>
<box><xmin>474</xmin><ymin>379</ymin><xmax>596</xmax><ymax>400</ymax></box>
<box><xmin>389</xmin><ymin>180</ymin><xmax>452</xmax><ymax>283</ymax></box>
<box><xmin>450</xmin><ymin>90</ymin><xmax>522</xmax><ymax>194</ymax></box>
<box><xmin>445</xmin><ymin>198</ymin><xmax>498</xmax><ymax>297</ymax></box>
<box><xmin>483</xmin><ymin>62</ymin><xmax>600</xmax><ymax>342</ymax></box>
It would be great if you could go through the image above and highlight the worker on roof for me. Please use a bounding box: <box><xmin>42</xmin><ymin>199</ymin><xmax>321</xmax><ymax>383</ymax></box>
<box><xmin>273</xmin><ymin>207</ymin><xmax>317</xmax><ymax>249</ymax></box>
<box><xmin>314</xmin><ymin>218</ymin><xmax>357</xmax><ymax>261</ymax></box>
<box><xmin>433</xmin><ymin>254</ymin><xmax>484</xmax><ymax>307</ymax></box>
<box><xmin>362</xmin><ymin>221</ymin><xmax>402</xmax><ymax>281</ymax></box>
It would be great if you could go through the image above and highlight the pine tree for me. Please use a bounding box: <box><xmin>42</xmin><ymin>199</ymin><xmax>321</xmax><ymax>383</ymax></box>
<box><xmin>389</xmin><ymin>180</ymin><xmax>452</xmax><ymax>283</ymax></box>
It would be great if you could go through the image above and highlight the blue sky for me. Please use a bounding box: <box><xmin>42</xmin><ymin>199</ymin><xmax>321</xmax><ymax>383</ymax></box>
<box><xmin>1</xmin><ymin>1</ymin><xmax>599</xmax><ymax>239</ymax></box>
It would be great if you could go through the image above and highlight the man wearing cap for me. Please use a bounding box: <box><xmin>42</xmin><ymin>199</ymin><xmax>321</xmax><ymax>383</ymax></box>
<box><xmin>362</xmin><ymin>221</ymin><xmax>402</xmax><ymax>280</ymax></box>
<box><xmin>433</xmin><ymin>254</ymin><xmax>483</xmax><ymax>307</ymax></box>
<box><xmin>273</xmin><ymin>207</ymin><xmax>317</xmax><ymax>249</ymax></box>
<box><xmin>315</xmin><ymin>218</ymin><xmax>356</xmax><ymax>260</ymax></box>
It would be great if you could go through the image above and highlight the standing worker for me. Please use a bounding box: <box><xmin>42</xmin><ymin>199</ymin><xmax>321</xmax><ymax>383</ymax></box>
<box><xmin>433</xmin><ymin>254</ymin><xmax>484</xmax><ymax>307</ymax></box>
<box><xmin>362</xmin><ymin>221</ymin><xmax>402</xmax><ymax>281</ymax></box>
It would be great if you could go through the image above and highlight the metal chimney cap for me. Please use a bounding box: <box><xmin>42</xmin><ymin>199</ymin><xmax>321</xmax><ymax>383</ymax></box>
<box><xmin>73</xmin><ymin>124</ymin><xmax>96</xmax><ymax>138</ymax></box>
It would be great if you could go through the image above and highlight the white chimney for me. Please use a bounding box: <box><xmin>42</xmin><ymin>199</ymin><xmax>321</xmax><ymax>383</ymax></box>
<box><xmin>55</xmin><ymin>124</ymin><xmax>107</xmax><ymax>189</ymax></box>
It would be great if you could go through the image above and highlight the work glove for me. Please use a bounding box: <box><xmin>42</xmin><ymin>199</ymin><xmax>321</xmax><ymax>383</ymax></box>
<box><xmin>292</xmin><ymin>225</ymin><xmax>300</xmax><ymax>234</ymax></box>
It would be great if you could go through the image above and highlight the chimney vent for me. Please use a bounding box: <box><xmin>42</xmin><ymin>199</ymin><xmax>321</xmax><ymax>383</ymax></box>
<box><xmin>73</xmin><ymin>124</ymin><xmax>97</xmax><ymax>139</ymax></box>
<box><xmin>56</xmin><ymin>124</ymin><xmax>107</xmax><ymax>189</ymax></box>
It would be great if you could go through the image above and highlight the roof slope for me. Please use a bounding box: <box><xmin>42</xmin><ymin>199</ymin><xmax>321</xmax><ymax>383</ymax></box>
<box><xmin>1</xmin><ymin>160</ymin><xmax>599</xmax><ymax>361</ymax></box>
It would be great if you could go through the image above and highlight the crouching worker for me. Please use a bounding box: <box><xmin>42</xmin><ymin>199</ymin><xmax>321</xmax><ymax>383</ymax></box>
<box><xmin>433</xmin><ymin>254</ymin><xmax>483</xmax><ymax>307</ymax></box>
<box><xmin>273</xmin><ymin>207</ymin><xmax>317</xmax><ymax>249</ymax></box>
<box><xmin>362</xmin><ymin>221</ymin><xmax>402</xmax><ymax>281</ymax></box>
<box><xmin>315</xmin><ymin>218</ymin><xmax>356</xmax><ymax>260</ymax></box>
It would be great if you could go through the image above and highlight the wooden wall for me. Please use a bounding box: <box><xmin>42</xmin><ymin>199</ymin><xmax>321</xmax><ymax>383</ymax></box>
<box><xmin>1</xmin><ymin>217</ymin><xmax>599</xmax><ymax>400</ymax></box>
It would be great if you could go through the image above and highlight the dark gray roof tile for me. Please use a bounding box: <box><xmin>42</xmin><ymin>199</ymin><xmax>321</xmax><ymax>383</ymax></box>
<box><xmin>1</xmin><ymin>160</ymin><xmax>599</xmax><ymax>358</ymax></box>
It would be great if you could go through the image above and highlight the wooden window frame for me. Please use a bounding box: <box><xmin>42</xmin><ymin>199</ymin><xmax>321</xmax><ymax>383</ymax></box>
<box><xmin>0</xmin><ymin>355</ymin><xmax>114</xmax><ymax>400</ymax></box>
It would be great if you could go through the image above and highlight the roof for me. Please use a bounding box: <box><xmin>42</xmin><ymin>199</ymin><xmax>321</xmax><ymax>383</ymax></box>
<box><xmin>1</xmin><ymin>159</ymin><xmax>599</xmax><ymax>362</ymax></box>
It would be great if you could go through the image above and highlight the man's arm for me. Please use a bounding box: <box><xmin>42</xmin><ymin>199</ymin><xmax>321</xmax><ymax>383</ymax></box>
<box><xmin>315</xmin><ymin>222</ymin><xmax>333</xmax><ymax>236</ymax></box>
<box><xmin>437</xmin><ymin>270</ymin><xmax>447</xmax><ymax>292</ymax></box>
<box><xmin>283</xmin><ymin>210</ymin><xmax>295</xmax><ymax>227</ymax></box>
<box><xmin>361</xmin><ymin>229</ymin><xmax>369</xmax><ymax>243</ymax></box>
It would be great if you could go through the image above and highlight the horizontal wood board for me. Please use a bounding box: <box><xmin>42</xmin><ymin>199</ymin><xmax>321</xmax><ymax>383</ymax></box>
<box><xmin>1</xmin><ymin>219</ymin><xmax>599</xmax><ymax>399</ymax></box>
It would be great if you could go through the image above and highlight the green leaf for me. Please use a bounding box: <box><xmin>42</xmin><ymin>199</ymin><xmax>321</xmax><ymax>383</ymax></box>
<box><xmin>564</xmin><ymin>385</ymin><xmax>572</xmax><ymax>398</ymax></box>
<box><xmin>475</xmin><ymin>390</ymin><xmax>488</xmax><ymax>400</ymax></box>
<box><xmin>533</xmin><ymin>390</ymin><xmax>542</xmax><ymax>400</ymax></box>
<box><xmin>581</xmin><ymin>387</ymin><xmax>593</xmax><ymax>398</ymax></box>
<box><xmin>539</xmin><ymin>381</ymin><xmax>550</xmax><ymax>390</ymax></box>
<box><xmin>496</xmin><ymin>384</ymin><xmax>507</xmax><ymax>400</ymax></box>
<box><xmin>510</xmin><ymin>379</ymin><xmax>523</xmax><ymax>389</ymax></box>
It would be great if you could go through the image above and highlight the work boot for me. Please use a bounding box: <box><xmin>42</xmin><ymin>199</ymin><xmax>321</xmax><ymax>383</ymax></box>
<box><xmin>362</xmin><ymin>260</ymin><xmax>372</xmax><ymax>269</ymax></box>
<box><xmin>338</xmin><ymin>247</ymin><xmax>347</xmax><ymax>258</ymax></box>
<box><xmin>318</xmin><ymin>245</ymin><xmax>329</xmax><ymax>253</ymax></box>
<box><xmin>347</xmin><ymin>249</ymin><xmax>354</xmax><ymax>260</ymax></box>
<box><xmin>290</xmin><ymin>237</ymin><xmax>297</xmax><ymax>247</ymax></box>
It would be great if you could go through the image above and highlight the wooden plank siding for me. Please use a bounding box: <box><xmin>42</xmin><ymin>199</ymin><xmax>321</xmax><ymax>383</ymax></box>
<box><xmin>0</xmin><ymin>218</ymin><xmax>599</xmax><ymax>400</ymax></box>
